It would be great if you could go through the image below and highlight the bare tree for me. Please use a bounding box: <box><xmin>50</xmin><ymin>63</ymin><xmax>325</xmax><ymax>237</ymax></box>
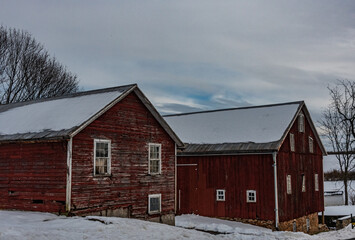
<box><xmin>320</xmin><ymin>80</ymin><xmax>355</xmax><ymax>205</ymax></box>
<box><xmin>0</xmin><ymin>26</ymin><xmax>79</xmax><ymax>104</ymax></box>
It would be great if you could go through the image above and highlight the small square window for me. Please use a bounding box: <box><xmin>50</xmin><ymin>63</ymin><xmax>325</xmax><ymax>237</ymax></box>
<box><xmin>290</xmin><ymin>133</ymin><xmax>295</xmax><ymax>152</ymax></box>
<box><xmin>298</xmin><ymin>114</ymin><xmax>305</xmax><ymax>133</ymax></box>
<box><xmin>314</xmin><ymin>174</ymin><xmax>319</xmax><ymax>191</ymax></box>
<box><xmin>216</xmin><ymin>189</ymin><xmax>225</xmax><ymax>201</ymax></box>
<box><xmin>149</xmin><ymin>143</ymin><xmax>161</xmax><ymax>174</ymax></box>
<box><xmin>148</xmin><ymin>194</ymin><xmax>161</xmax><ymax>214</ymax></box>
<box><xmin>286</xmin><ymin>175</ymin><xmax>292</xmax><ymax>194</ymax></box>
<box><xmin>309</xmin><ymin>136</ymin><xmax>314</xmax><ymax>153</ymax></box>
<box><xmin>246</xmin><ymin>190</ymin><xmax>256</xmax><ymax>203</ymax></box>
<box><xmin>94</xmin><ymin>139</ymin><xmax>111</xmax><ymax>175</ymax></box>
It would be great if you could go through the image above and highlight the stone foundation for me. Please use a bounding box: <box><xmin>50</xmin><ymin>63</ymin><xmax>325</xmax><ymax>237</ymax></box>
<box><xmin>220</xmin><ymin>212</ymin><xmax>326</xmax><ymax>234</ymax></box>
<box><xmin>278</xmin><ymin>212</ymin><xmax>320</xmax><ymax>234</ymax></box>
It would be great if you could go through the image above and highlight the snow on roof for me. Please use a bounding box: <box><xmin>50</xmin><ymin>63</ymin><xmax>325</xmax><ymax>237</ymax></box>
<box><xmin>164</xmin><ymin>102</ymin><xmax>302</xmax><ymax>145</ymax></box>
<box><xmin>0</xmin><ymin>85</ymin><xmax>134</xmax><ymax>140</ymax></box>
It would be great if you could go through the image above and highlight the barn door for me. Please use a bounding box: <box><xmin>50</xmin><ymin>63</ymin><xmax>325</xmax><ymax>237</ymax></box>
<box><xmin>177</xmin><ymin>163</ymin><xmax>198</xmax><ymax>215</ymax></box>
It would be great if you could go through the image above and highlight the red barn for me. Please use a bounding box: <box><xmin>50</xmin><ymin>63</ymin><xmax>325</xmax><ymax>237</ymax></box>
<box><xmin>0</xmin><ymin>84</ymin><xmax>183</xmax><ymax>225</ymax></box>
<box><xmin>164</xmin><ymin>101</ymin><xmax>326</xmax><ymax>232</ymax></box>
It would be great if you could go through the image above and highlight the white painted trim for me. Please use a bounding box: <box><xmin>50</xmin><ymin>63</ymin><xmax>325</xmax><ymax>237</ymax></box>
<box><xmin>177</xmin><ymin>164</ymin><xmax>198</xmax><ymax>166</ymax></box>
<box><xmin>315</xmin><ymin>173</ymin><xmax>319</xmax><ymax>191</ymax></box>
<box><xmin>309</xmin><ymin>136</ymin><xmax>314</xmax><ymax>153</ymax></box>
<box><xmin>216</xmin><ymin>189</ymin><xmax>226</xmax><ymax>201</ymax></box>
<box><xmin>148</xmin><ymin>143</ymin><xmax>162</xmax><ymax>175</ymax></box>
<box><xmin>66</xmin><ymin>138</ymin><xmax>72</xmax><ymax>212</ymax></box>
<box><xmin>246</xmin><ymin>190</ymin><xmax>256</xmax><ymax>203</ymax></box>
<box><xmin>273</xmin><ymin>152</ymin><xmax>279</xmax><ymax>229</ymax></box>
<box><xmin>174</xmin><ymin>143</ymin><xmax>177</xmax><ymax>213</ymax></box>
<box><xmin>93</xmin><ymin>139</ymin><xmax>111</xmax><ymax>176</ymax></box>
<box><xmin>148</xmin><ymin>193</ymin><xmax>161</xmax><ymax>214</ymax></box>
<box><xmin>286</xmin><ymin>175</ymin><xmax>292</xmax><ymax>194</ymax></box>
<box><xmin>290</xmin><ymin>133</ymin><xmax>295</xmax><ymax>152</ymax></box>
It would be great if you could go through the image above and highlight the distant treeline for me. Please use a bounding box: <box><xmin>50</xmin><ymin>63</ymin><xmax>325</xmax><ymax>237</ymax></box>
<box><xmin>324</xmin><ymin>170</ymin><xmax>355</xmax><ymax>181</ymax></box>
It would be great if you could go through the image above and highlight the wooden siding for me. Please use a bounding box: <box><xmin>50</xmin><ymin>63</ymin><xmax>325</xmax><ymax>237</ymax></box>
<box><xmin>177</xmin><ymin>154</ymin><xmax>275</xmax><ymax>220</ymax></box>
<box><xmin>277</xmin><ymin>108</ymin><xmax>324</xmax><ymax>222</ymax></box>
<box><xmin>71</xmin><ymin>91</ymin><xmax>176</xmax><ymax>218</ymax></box>
<box><xmin>0</xmin><ymin>141</ymin><xmax>67</xmax><ymax>213</ymax></box>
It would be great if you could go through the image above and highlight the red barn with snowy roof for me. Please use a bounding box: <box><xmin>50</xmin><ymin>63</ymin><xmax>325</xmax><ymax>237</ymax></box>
<box><xmin>0</xmin><ymin>84</ymin><xmax>183</xmax><ymax>225</ymax></box>
<box><xmin>164</xmin><ymin>102</ymin><xmax>326</xmax><ymax>232</ymax></box>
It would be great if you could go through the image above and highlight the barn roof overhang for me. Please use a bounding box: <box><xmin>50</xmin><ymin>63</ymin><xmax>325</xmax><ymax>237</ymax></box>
<box><xmin>177</xmin><ymin>142</ymin><xmax>280</xmax><ymax>156</ymax></box>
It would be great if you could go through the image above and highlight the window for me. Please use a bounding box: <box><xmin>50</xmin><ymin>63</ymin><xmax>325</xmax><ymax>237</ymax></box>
<box><xmin>314</xmin><ymin>174</ymin><xmax>319</xmax><ymax>191</ymax></box>
<box><xmin>290</xmin><ymin>133</ymin><xmax>295</xmax><ymax>152</ymax></box>
<box><xmin>246</xmin><ymin>190</ymin><xmax>256</xmax><ymax>203</ymax></box>
<box><xmin>148</xmin><ymin>194</ymin><xmax>161</xmax><ymax>214</ymax></box>
<box><xmin>287</xmin><ymin>175</ymin><xmax>292</xmax><ymax>194</ymax></box>
<box><xmin>94</xmin><ymin>139</ymin><xmax>111</xmax><ymax>175</ymax></box>
<box><xmin>216</xmin><ymin>189</ymin><xmax>225</xmax><ymax>201</ymax></box>
<box><xmin>301</xmin><ymin>174</ymin><xmax>306</xmax><ymax>192</ymax></box>
<box><xmin>149</xmin><ymin>143</ymin><xmax>161</xmax><ymax>174</ymax></box>
<box><xmin>298</xmin><ymin>113</ymin><xmax>305</xmax><ymax>133</ymax></box>
<box><xmin>309</xmin><ymin>136</ymin><xmax>314</xmax><ymax>153</ymax></box>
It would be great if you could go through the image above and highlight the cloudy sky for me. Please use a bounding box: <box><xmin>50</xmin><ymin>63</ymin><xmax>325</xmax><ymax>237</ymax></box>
<box><xmin>1</xmin><ymin>0</ymin><xmax>355</xmax><ymax>119</ymax></box>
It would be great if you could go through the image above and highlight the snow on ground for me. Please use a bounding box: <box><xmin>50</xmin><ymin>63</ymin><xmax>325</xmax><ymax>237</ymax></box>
<box><xmin>1</xmin><ymin>211</ymin><xmax>355</xmax><ymax>240</ymax></box>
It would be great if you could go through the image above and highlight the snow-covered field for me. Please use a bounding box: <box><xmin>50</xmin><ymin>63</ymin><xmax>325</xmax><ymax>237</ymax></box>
<box><xmin>324</xmin><ymin>181</ymin><xmax>355</xmax><ymax>204</ymax></box>
<box><xmin>0</xmin><ymin>211</ymin><xmax>354</xmax><ymax>240</ymax></box>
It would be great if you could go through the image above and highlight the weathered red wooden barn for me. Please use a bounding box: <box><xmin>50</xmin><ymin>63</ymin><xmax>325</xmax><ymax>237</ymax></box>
<box><xmin>0</xmin><ymin>84</ymin><xmax>183</xmax><ymax>225</ymax></box>
<box><xmin>164</xmin><ymin>101</ymin><xmax>326</xmax><ymax>232</ymax></box>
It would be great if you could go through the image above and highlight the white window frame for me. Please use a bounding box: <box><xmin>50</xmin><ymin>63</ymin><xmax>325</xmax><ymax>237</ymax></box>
<box><xmin>246</xmin><ymin>190</ymin><xmax>256</xmax><ymax>203</ymax></box>
<box><xmin>148</xmin><ymin>194</ymin><xmax>161</xmax><ymax>214</ymax></box>
<box><xmin>298</xmin><ymin>113</ymin><xmax>305</xmax><ymax>133</ymax></box>
<box><xmin>290</xmin><ymin>133</ymin><xmax>295</xmax><ymax>152</ymax></box>
<box><xmin>216</xmin><ymin>189</ymin><xmax>225</xmax><ymax>201</ymax></box>
<box><xmin>309</xmin><ymin>136</ymin><xmax>314</xmax><ymax>153</ymax></box>
<box><xmin>314</xmin><ymin>174</ymin><xmax>319</xmax><ymax>191</ymax></box>
<box><xmin>301</xmin><ymin>174</ymin><xmax>306</xmax><ymax>192</ymax></box>
<box><xmin>93</xmin><ymin>139</ymin><xmax>111</xmax><ymax>176</ymax></box>
<box><xmin>287</xmin><ymin>175</ymin><xmax>292</xmax><ymax>194</ymax></box>
<box><xmin>148</xmin><ymin>143</ymin><xmax>162</xmax><ymax>175</ymax></box>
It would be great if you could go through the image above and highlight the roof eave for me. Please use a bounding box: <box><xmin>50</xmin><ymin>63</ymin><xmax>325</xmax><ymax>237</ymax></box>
<box><xmin>133</xmin><ymin>88</ymin><xmax>184</xmax><ymax>148</ymax></box>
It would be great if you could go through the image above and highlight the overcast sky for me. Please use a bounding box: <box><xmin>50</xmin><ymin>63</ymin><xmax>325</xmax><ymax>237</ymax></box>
<box><xmin>1</xmin><ymin>0</ymin><xmax>355</xmax><ymax>119</ymax></box>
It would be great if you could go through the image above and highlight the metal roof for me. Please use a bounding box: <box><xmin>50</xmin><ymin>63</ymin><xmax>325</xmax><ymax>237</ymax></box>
<box><xmin>0</xmin><ymin>84</ymin><xmax>184</xmax><ymax>147</ymax></box>
<box><xmin>164</xmin><ymin>101</ymin><xmax>327</xmax><ymax>155</ymax></box>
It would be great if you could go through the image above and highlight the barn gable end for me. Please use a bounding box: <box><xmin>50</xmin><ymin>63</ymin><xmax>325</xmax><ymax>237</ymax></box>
<box><xmin>165</xmin><ymin>101</ymin><xmax>325</xmax><ymax>233</ymax></box>
<box><xmin>0</xmin><ymin>84</ymin><xmax>182</xmax><ymax>225</ymax></box>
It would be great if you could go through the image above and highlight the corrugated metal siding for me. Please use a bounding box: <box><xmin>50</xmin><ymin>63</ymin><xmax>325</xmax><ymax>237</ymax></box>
<box><xmin>177</xmin><ymin>154</ymin><xmax>275</xmax><ymax>220</ymax></box>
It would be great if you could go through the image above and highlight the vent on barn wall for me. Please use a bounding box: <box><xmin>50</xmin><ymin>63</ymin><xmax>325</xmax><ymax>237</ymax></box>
<box><xmin>293</xmin><ymin>221</ymin><xmax>297</xmax><ymax>232</ymax></box>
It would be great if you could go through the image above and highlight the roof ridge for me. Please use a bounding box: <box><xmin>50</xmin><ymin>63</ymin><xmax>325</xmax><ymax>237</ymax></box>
<box><xmin>0</xmin><ymin>84</ymin><xmax>137</xmax><ymax>113</ymax></box>
<box><xmin>163</xmin><ymin>100</ymin><xmax>304</xmax><ymax>117</ymax></box>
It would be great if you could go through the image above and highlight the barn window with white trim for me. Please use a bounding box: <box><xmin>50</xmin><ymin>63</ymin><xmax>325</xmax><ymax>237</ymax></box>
<box><xmin>246</xmin><ymin>190</ymin><xmax>256</xmax><ymax>203</ymax></box>
<box><xmin>148</xmin><ymin>194</ymin><xmax>161</xmax><ymax>214</ymax></box>
<box><xmin>94</xmin><ymin>139</ymin><xmax>111</xmax><ymax>175</ymax></box>
<box><xmin>149</xmin><ymin>143</ymin><xmax>161</xmax><ymax>174</ymax></box>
